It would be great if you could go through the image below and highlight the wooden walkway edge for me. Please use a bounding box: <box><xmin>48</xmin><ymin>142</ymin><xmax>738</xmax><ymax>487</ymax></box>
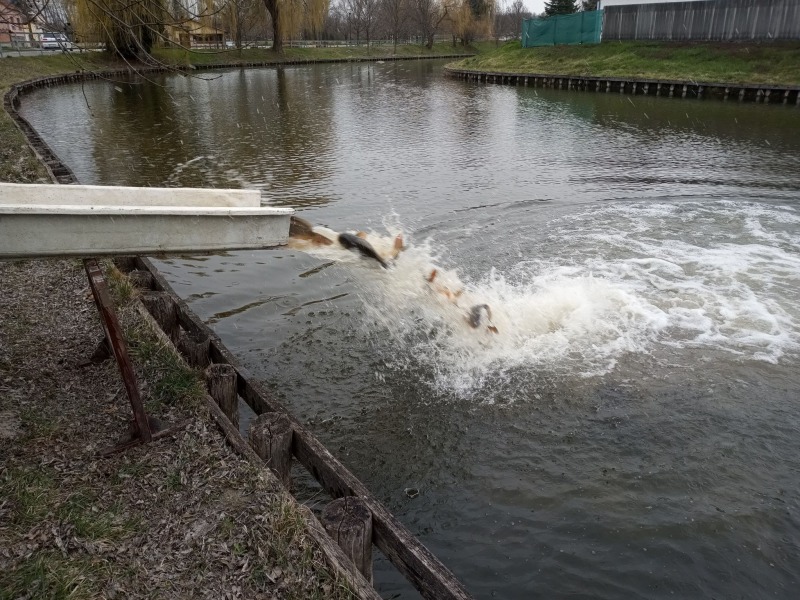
<box><xmin>128</xmin><ymin>256</ymin><xmax>474</xmax><ymax>600</ymax></box>
<box><xmin>133</xmin><ymin>299</ymin><xmax>381</xmax><ymax>599</ymax></box>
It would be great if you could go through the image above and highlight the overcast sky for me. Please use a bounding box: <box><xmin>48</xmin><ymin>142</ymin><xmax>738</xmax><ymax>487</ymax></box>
<box><xmin>525</xmin><ymin>0</ymin><xmax>547</xmax><ymax>14</ymax></box>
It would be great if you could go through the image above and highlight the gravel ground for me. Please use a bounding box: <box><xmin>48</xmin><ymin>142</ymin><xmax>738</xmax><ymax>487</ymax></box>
<box><xmin>0</xmin><ymin>258</ymin><xmax>353</xmax><ymax>599</ymax></box>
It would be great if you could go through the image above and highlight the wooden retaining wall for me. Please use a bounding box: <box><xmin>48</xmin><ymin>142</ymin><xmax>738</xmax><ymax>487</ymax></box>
<box><xmin>444</xmin><ymin>67</ymin><xmax>800</xmax><ymax>105</ymax></box>
<box><xmin>124</xmin><ymin>258</ymin><xmax>474</xmax><ymax>600</ymax></box>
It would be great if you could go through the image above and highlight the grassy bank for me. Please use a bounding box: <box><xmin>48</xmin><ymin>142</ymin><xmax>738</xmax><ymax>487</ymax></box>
<box><xmin>0</xmin><ymin>52</ymin><xmax>122</xmax><ymax>183</ymax></box>
<box><xmin>157</xmin><ymin>41</ymin><xmax>476</xmax><ymax>66</ymax></box>
<box><xmin>451</xmin><ymin>40</ymin><xmax>800</xmax><ymax>86</ymax></box>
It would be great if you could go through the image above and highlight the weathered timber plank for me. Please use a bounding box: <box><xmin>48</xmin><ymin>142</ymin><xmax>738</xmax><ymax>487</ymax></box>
<box><xmin>322</xmin><ymin>497</ymin><xmax>374</xmax><ymax>584</ymax></box>
<box><xmin>206</xmin><ymin>363</ymin><xmax>239</xmax><ymax>430</ymax></box>
<box><xmin>239</xmin><ymin>376</ymin><xmax>473</xmax><ymax>600</ymax></box>
<box><xmin>205</xmin><ymin>394</ymin><xmax>264</xmax><ymax>465</ymax></box>
<box><xmin>250</xmin><ymin>412</ymin><xmax>294</xmax><ymax>487</ymax></box>
<box><xmin>204</xmin><ymin>394</ymin><xmax>384</xmax><ymax>600</ymax></box>
<box><xmin>137</xmin><ymin>258</ymin><xmax>474</xmax><ymax>600</ymax></box>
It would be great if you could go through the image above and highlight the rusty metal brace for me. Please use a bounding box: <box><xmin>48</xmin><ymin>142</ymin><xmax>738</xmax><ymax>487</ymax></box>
<box><xmin>83</xmin><ymin>258</ymin><xmax>185</xmax><ymax>456</ymax></box>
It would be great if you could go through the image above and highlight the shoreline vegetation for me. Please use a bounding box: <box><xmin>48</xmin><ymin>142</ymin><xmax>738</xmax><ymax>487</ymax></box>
<box><xmin>1</xmin><ymin>39</ymin><xmax>798</xmax><ymax>598</ymax></box>
<box><xmin>450</xmin><ymin>40</ymin><xmax>800</xmax><ymax>86</ymax></box>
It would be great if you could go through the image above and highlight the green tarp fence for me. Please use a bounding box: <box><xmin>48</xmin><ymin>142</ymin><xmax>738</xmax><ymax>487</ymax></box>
<box><xmin>522</xmin><ymin>10</ymin><xmax>603</xmax><ymax>47</ymax></box>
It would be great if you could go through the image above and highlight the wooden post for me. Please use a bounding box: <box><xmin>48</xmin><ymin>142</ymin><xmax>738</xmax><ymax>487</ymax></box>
<box><xmin>140</xmin><ymin>291</ymin><xmax>179</xmax><ymax>341</ymax></box>
<box><xmin>322</xmin><ymin>496</ymin><xmax>373</xmax><ymax>584</ymax></box>
<box><xmin>206</xmin><ymin>363</ymin><xmax>238</xmax><ymax>429</ymax></box>
<box><xmin>249</xmin><ymin>412</ymin><xmax>293</xmax><ymax>487</ymax></box>
<box><xmin>178</xmin><ymin>330</ymin><xmax>211</xmax><ymax>369</ymax></box>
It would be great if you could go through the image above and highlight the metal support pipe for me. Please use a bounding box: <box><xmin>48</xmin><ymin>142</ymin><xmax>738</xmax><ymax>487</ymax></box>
<box><xmin>84</xmin><ymin>258</ymin><xmax>152</xmax><ymax>443</ymax></box>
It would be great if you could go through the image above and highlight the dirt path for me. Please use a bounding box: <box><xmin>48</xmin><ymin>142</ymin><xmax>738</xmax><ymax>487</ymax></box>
<box><xmin>0</xmin><ymin>258</ymin><xmax>352</xmax><ymax>599</ymax></box>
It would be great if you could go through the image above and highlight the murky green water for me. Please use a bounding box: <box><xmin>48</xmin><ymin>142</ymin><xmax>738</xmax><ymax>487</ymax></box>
<box><xmin>21</xmin><ymin>60</ymin><xmax>800</xmax><ymax>599</ymax></box>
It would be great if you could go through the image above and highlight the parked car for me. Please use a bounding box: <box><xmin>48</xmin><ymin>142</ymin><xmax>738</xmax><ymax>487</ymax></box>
<box><xmin>41</xmin><ymin>33</ymin><xmax>78</xmax><ymax>51</ymax></box>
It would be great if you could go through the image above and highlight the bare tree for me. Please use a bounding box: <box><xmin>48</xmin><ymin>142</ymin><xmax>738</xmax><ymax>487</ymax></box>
<box><xmin>324</xmin><ymin>2</ymin><xmax>348</xmax><ymax>40</ymax></box>
<box><xmin>381</xmin><ymin>0</ymin><xmax>408</xmax><ymax>52</ymax></box>
<box><xmin>342</xmin><ymin>0</ymin><xmax>378</xmax><ymax>45</ymax></box>
<box><xmin>224</xmin><ymin>0</ymin><xmax>261</xmax><ymax>47</ymax></box>
<box><xmin>509</xmin><ymin>0</ymin><xmax>524</xmax><ymax>39</ymax></box>
<box><xmin>360</xmin><ymin>0</ymin><xmax>379</xmax><ymax>45</ymax></box>
<box><xmin>412</xmin><ymin>0</ymin><xmax>447</xmax><ymax>49</ymax></box>
<box><xmin>343</xmin><ymin>0</ymin><xmax>361</xmax><ymax>42</ymax></box>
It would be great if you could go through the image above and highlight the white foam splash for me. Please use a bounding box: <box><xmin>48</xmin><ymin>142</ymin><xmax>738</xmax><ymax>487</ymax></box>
<box><xmin>293</xmin><ymin>201</ymin><xmax>800</xmax><ymax>400</ymax></box>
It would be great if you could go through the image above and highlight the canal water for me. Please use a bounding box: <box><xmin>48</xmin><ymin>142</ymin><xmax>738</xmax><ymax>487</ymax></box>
<box><xmin>21</xmin><ymin>59</ymin><xmax>800</xmax><ymax>599</ymax></box>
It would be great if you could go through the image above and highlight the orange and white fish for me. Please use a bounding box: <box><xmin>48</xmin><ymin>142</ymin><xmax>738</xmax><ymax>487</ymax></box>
<box><xmin>289</xmin><ymin>215</ymin><xmax>497</xmax><ymax>333</ymax></box>
<box><xmin>288</xmin><ymin>216</ymin><xmax>403</xmax><ymax>268</ymax></box>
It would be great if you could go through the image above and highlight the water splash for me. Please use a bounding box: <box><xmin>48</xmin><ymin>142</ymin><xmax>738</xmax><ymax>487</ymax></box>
<box><xmin>292</xmin><ymin>201</ymin><xmax>800</xmax><ymax>401</ymax></box>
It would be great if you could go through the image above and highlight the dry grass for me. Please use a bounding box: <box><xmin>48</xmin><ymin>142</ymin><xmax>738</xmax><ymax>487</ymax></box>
<box><xmin>0</xmin><ymin>259</ymin><xmax>356</xmax><ymax>599</ymax></box>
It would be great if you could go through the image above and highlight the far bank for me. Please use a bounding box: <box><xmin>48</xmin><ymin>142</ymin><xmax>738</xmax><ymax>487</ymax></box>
<box><xmin>0</xmin><ymin>43</ymin><xmax>477</xmax><ymax>183</ymax></box>
<box><xmin>449</xmin><ymin>40</ymin><xmax>800</xmax><ymax>87</ymax></box>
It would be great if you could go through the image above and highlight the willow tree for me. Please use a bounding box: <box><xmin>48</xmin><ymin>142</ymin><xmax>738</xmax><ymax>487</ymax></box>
<box><xmin>265</xmin><ymin>0</ymin><xmax>326</xmax><ymax>50</ymax></box>
<box><xmin>453</xmin><ymin>0</ymin><xmax>493</xmax><ymax>46</ymax></box>
<box><xmin>304</xmin><ymin>0</ymin><xmax>328</xmax><ymax>40</ymax></box>
<box><xmin>74</xmin><ymin>0</ymin><xmax>168</xmax><ymax>59</ymax></box>
<box><xmin>261</xmin><ymin>0</ymin><xmax>281</xmax><ymax>52</ymax></box>
<box><xmin>280</xmin><ymin>0</ymin><xmax>302</xmax><ymax>43</ymax></box>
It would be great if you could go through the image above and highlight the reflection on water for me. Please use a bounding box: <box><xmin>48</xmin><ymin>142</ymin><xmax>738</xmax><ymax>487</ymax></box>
<box><xmin>20</xmin><ymin>60</ymin><xmax>800</xmax><ymax>600</ymax></box>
